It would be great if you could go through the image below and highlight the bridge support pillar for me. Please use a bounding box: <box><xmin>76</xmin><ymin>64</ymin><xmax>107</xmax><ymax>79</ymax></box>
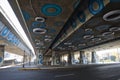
<box><xmin>51</xmin><ymin>51</ymin><xmax>60</xmax><ymax>65</ymax></box>
<box><xmin>0</xmin><ymin>45</ymin><xmax>5</xmax><ymax>66</ymax></box>
<box><xmin>79</xmin><ymin>51</ymin><xmax>85</xmax><ymax>64</ymax></box>
<box><xmin>91</xmin><ymin>51</ymin><xmax>96</xmax><ymax>63</ymax></box>
<box><xmin>36</xmin><ymin>52</ymin><xmax>43</xmax><ymax>66</ymax></box>
<box><xmin>68</xmin><ymin>51</ymin><xmax>72</xmax><ymax>65</ymax></box>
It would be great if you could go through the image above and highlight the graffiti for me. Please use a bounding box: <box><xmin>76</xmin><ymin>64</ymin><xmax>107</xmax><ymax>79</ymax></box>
<box><xmin>7</xmin><ymin>32</ymin><xmax>14</xmax><ymax>42</ymax></box>
<box><xmin>12</xmin><ymin>36</ymin><xmax>19</xmax><ymax>45</ymax></box>
<box><xmin>1</xmin><ymin>27</ymin><xmax>9</xmax><ymax>37</ymax></box>
<box><xmin>39</xmin><ymin>54</ymin><xmax>43</xmax><ymax>64</ymax></box>
<box><xmin>0</xmin><ymin>21</ymin><xmax>20</xmax><ymax>46</ymax></box>
<box><xmin>41</xmin><ymin>4</ymin><xmax>62</xmax><ymax>16</ymax></box>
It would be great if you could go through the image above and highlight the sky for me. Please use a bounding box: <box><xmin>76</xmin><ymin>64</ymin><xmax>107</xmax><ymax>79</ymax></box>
<box><xmin>4</xmin><ymin>51</ymin><xmax>23</xmax><ymax>62</ymax></box>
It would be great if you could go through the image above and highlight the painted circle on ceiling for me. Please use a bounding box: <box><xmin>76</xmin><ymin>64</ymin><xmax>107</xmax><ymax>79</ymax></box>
<box><xmin>96</xmin><ymin>25</ymin><xmax>111</xmax><ymax>31</ymax></box>
<box><xmin>77</xmin><ymin>11</ymin><xmax>86</xmax><ymax>22</ymax></box>
<box><xmin>85</xmin><ymin>29</ymin><xmax>94</xmax><ymax>35</ymax></box>
<box><xmin>88</xmin><ymin>0</ymin><xmax>104</xmax><ymax>15</ymax></box>
<box><xmin>41</xmin><ymin>4</ymin><xmax>62</xmax><ymax>16</ymax></box>
<box><xmin>32</xmin><ymin>21</ymin><xmax>47</xmax><ymax>28</ymax></box>
<box><xmin>0</xmin><ymin>57</ymin><xmax>3</xmax><ymax>63</ymax></box>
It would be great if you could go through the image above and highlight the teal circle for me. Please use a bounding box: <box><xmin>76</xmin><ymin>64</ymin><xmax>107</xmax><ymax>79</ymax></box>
<box><xmin>41</xmin><ymin>4</ymin><xmax>62</xmax><ymax>16</ymax></box>
<box><xmin>88</xmin><ymin>0</ymin><xmax>104</xmax><ymax>15</ymax></box>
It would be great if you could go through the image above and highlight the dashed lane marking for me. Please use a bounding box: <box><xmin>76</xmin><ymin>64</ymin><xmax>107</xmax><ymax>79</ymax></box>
<box><xmin>55</xmin><ymin>73</ymin><xmax>74</xmax><ymax>78</ymax></box>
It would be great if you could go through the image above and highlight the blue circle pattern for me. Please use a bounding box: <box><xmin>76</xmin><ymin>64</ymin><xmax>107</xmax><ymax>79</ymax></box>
<box><xmin>41</xmin><ymin>4</ymin><xmax>62</xmax><ymax>16</ymax></box>
<box><xmin>88</xmin><ymin>0</ymin><xmax>104</xmax><ymax>15</ymax></box>
<box><xmin>77</xmin><ymin>11</ymin><xmax>86</xmax><ymax>22</ymax></box>
<box><xmin>32</xmin><ymin>21</ymin><xmax>47</xmax><ymax>28</ymax></box>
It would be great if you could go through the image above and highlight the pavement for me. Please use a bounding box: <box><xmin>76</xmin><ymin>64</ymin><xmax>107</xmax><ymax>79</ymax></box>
<box><xmin>1</xmin><ymin>63</ymin><xmax>120</xmax><ymax>80</ymax></box>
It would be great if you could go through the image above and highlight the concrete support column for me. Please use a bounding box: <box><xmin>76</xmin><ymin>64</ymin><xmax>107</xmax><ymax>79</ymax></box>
<box><xmin>79</xmin><ymin>51</ymin><xmax>85</xmax><ymax>64</ymax></box>
<box><xmin>71</xmin><ymin>52</ymin><xmax>74</xmax><ymax>64</ymax></box>
<box><xmin>91</xmin><ymin>51</ymin><xmax>96</xmax><ymax>63</ymax></box>
<box><xmin>36</xmin><ymin>50</ymin><xmax>43</xmax><ymax>65</ymax></box>
<box><xmin>0</xmin><ymin>45</ymin><xmax>4</xmax><ymax>66</ymax></box>
<box><xmin>38</xmin><ymin>53</ymin><xmax>43</xmax><ymax>65</ymax></box>
<box><xmin>51</xmin><ymin>51</ymin><xmax>61</xmax><ymax>65</ymax></box>
<box><xmin>55</xmin><ymin>53</ymin><xmax>60</xmax><ymax>65</ymax></box>
<box><xmin>51</xmin><ymin>51</ymin><xmax>55</xmax><ymax>65</ymax></box>
<box><xmin>68</xmin><ymin>51</ymin><xmax>72</xmax><ymax>65</ymax></box>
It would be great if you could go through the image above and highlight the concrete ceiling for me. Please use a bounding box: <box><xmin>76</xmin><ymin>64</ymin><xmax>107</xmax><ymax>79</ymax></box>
<box><xmin>54</xmin><ymin>1</ymin><xmax>120</xmax><ymax>52</ymax></box>
<box><xmin>10</xmin><ymin>0</ymin><xmax>79</xmax><ymax>54</ymax></box>
<box><xmin>8</xmin><ymin>0</ymin><xmax>120</xmax><ymax>55</ymax></box>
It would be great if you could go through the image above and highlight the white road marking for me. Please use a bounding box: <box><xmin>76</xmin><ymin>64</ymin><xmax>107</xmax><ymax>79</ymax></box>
<box><xmin>55</xmin><ymin>73</ymin><xmax>74</xmax><ymax>78</ymax></box>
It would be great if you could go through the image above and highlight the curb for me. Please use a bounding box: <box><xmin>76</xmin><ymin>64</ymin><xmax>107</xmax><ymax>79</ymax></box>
<box><xmin>18</xmin><ymin>68</ymin><xmax>41</xmax><ymax>71</ymax></box>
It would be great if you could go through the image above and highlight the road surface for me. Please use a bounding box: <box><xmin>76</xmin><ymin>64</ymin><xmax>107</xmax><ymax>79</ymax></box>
<box><xmin>0</xmin><ymin>64</ymin><xmax>120</xmax><ymax>80</ymax></box>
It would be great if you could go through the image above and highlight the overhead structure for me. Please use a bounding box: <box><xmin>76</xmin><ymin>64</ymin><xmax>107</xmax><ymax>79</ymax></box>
<box><xmin>0</xmin><ymin>12</ymin><xmax>32</xmax><ymax>56</ymax></box>
<box><xmin>7</xmin><ymin>0</ymin><xmax>120</xmax><ymax>57</ymax></box>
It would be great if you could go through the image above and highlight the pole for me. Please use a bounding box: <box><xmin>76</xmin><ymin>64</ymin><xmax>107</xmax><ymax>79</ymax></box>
<box><xmin>29</xmin><ymin>50</ymin><xmax>31</xmax><ymax>66</ymax></box>
<box><xmin>23</xmin><ymin>50</ymin><xmax>25</xmax><ymax>68</ymax></box>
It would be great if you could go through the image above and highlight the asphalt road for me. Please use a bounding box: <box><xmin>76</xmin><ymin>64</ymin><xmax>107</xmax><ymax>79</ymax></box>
<box><xmin>0</xmin><ymin>64</ymin><xmax>120</xmax><ymax>80</ymax></box>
